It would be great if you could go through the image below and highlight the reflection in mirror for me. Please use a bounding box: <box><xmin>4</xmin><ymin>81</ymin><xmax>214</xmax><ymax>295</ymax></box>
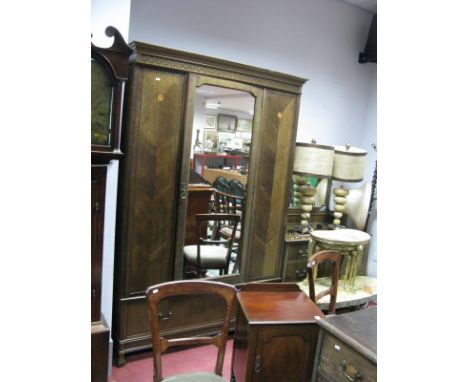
<box><xmin>290</xmin><ymin>176</ymin><xmax>329</xmax><ymax>209</ymax></box>
<box><xmin>289</xmin><ymin>176</ymin><xmax>331</xmax><ymax>234</ymax></box>
<box><xmin>183</xmin><ymin>85</ymin><xmax>255</xmax><ymax>279</ymax></box>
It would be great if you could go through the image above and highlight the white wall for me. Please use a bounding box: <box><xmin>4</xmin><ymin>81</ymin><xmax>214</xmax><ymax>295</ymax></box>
<box><xmin>361</xmin><ymin>67</ymin><xmax>377</xmax><ymax>276</ymax></box>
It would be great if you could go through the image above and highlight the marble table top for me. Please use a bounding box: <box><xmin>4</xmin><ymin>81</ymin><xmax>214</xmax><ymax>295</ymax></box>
<box><xmin>298</xmin><ymin>275</ymin><xmax>377</xmax><ymax>309</ymax></box>
<box><xmin>311</xmin><ymin>228</ymin><xmax>371</xmax><ymax>245</ymax></box>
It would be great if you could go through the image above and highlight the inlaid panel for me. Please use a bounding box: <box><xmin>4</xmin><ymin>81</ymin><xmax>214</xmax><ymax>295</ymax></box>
<box><xmin>247</xmin><ymin>90</ymin><xmax>298</xmax><ymax>279</ymax></box>
<box><xmin>121</xmin><ymin>68</ymin><xmax>187</xmax><ymax>295</ymax></box>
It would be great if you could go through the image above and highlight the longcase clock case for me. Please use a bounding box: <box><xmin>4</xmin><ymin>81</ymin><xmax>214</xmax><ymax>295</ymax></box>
<box><xmin>91</xmin><ymin>27</ymin><xmax>132</xmax><ymax>380</ymax></box>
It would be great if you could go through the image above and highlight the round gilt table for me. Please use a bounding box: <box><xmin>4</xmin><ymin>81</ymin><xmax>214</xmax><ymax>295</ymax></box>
<box><xmin>310</xmin><ymin>228</ymin><xmax>371</xmax><ymax>291</ymax></box>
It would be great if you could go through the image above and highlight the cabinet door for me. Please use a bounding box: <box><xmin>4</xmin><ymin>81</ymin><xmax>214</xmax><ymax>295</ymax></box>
<box><xmin>91</xmin><ymin>165</ymin><xmax>107</xmax><ymax>322</ymax></box>
<box><xmin>117</xmin><ymin>67</ymin><xmax>187</xmax><ymax>296</ymax></box>
<box><xmin>247</xmin><ymin>90</ymin><xmax>299</xmax><ymax>280</ymax></box>
<box><xmin>252</xmin><ymin>325</ymin><xmax>318</xmax><ymax>382</ymax></box>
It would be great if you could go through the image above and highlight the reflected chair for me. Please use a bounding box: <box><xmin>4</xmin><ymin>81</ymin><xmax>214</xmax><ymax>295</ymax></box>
<box><xmin>212</xmin><ymin>189</ymin><xmax>245</xmax><ymax>273</ymax></box>
<box><xmin>228</xmin><ymin>179</ymin><xmax>246</xmax><ymax>198</ymax></box>
<box><xmin>213</xmin><ymin>176</ymin><xmax>230</xmax><ymax>194</ymax></box>
<box><xmin>184</xmin><ymin>213</ymin><xmax>240</xmax><ymax>277</ymax></box>
<box><xmin>307</xmin><ymin>250</ymin><xmax>341</xmax><ymax>314</ymax></box>
<box><xmin>146</xmin><ymin>280</ymin><xmax>237</xmax><ymax>382</ymax></box>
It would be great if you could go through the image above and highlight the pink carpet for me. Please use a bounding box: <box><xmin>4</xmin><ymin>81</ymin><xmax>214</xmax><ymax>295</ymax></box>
<box><xmin>109</xmin><ymin>339</ymin><xmax>233</xmax><ymax>382</ymax></box>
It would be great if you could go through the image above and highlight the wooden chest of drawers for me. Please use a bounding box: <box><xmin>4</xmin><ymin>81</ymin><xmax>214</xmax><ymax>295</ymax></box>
<box><xmin>312</xmin><ymin>307</ymin><xmax>377</xmax><ymax>382</ymax></box>
<box><xmin>282</xmin><ymin>236</ymin><xmax>309</xmax><ymax>282</ymax></box>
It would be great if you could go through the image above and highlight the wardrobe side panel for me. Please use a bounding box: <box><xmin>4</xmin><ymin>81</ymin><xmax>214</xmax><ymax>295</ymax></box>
<box><xmin>248</xmin><ymin>90</ymin><xmax>298</xmax><ymax>280</ymax></box>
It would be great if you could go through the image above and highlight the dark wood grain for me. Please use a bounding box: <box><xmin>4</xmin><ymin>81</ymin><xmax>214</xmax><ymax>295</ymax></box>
<box><xmin>91</xmin><ymin>165</ymin><xmax>107</xmax><ymax>322</ymax></box>
<box><xmin>116</xmin><ymin>68</ymin><xmax>187</xmax><ymax>295</ymax></box>
<box><xmin>247</xmin><ymin>90</ymin><xmax>298</xmax><ymax>280</ymax></box>
<box><xmin>238</xmin><ymin>282</ymin><xmax>301</xmax><ymax>292</ymax></box>
<box><xmin>231</xmin><ymin>291</ymin><xmax>323</xmax><ymax>382</ymax></box>
<box><xmin>184</xmin><ymin>185</ymin><xmax>213</xmax><ymax>245</ymax></box>
<box><xmin>91</xmin><ymin>319</ymin><xmax>110</xmax><ymax>382</ymax></box>
<box><xmin>237</xmin><ymin>291</ymin><xmax>324</xmax><ymax>324</ymax></box>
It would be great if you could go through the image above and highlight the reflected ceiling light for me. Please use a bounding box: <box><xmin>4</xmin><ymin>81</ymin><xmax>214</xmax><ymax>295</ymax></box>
<box><xmin>204</xmin><ymin>102</ymin><xmax>220</xmax><ymax>109</ymax></box>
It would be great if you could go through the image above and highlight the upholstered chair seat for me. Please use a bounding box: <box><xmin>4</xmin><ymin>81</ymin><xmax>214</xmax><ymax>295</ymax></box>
<box><xmin>183</xmin><ymin>244</ymin><xmax>229</xmax><ymax>269</ymax></box>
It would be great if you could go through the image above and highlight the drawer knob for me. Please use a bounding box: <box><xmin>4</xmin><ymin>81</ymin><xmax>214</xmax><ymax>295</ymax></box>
<box><xmin>340</xmin><ymin>359</ymin><xmax>362</xmax><ymax>381</ymax></box>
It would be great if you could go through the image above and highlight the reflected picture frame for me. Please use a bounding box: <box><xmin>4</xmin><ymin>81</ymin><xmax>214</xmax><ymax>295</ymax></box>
<box><xmin>205</xmin><ymin>114</ymin><xmax>217</xmax><ymax>130</ymax></box>
<box><xmin>203</xmin><ymin>130</ymin><xmax>218</xmax><ymax>150</ymax></box>
<box><xmin>217</xmin><ymin>114</ymin><xmax>237</xmax><ymax>132</ymax></box>
<box><xmin>236</xmin><ymin>118</ymin><xmax>252</xmax><ymax>132</ymax></box>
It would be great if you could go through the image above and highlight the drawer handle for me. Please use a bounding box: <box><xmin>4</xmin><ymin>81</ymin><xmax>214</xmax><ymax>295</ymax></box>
<box><xmin>158</xmin><ymin>310</ymin><xmax>173</xmax><ymax>321</ymax></box>
<box><xmin>340</xmin><ymin>360</ymin><xmax>362</xmax><ymax>381</ymax></box>
<box><xmin>254</xmin><ymin>355</ymin><xmax>261</xmax><ymax>374</ymax></box>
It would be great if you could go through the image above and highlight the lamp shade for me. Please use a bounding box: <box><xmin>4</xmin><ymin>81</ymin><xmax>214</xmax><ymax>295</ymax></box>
<box><xmin>293</xmin><ymin>142</ymin><xmax>335</xmax><ymax>177</ymax></box>
<box><xmin>332</xmin><ymin>145</ymin><xmax>367</xmax><ymax>182</ymax></box>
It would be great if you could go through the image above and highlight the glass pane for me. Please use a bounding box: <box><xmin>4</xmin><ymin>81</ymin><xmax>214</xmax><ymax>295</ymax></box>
<box><xmin>183</xmin><ymin>85</ymin><xmax>255</xmax><ymax>279</ymax></box>
<box><xmin>91</xmin><ymin>58</ymin><xmax>113</xmax><ymax>145</ymax></box>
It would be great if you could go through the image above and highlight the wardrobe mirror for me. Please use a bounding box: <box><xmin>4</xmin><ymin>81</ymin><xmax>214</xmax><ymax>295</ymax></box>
<box><xmin>183</xmin><ymin>84</ymin><xmax>255</xmax><ymax>279</ymax></box>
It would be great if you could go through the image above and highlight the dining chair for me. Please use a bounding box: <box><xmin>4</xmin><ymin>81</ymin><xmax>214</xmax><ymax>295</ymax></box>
<box><xmin>306</xmin><ymin>250</ymin><xmax>341</xmax><ymax>314</ymax></box>
<box><xmin>184</xmin><ymin>213</ymin><xmax>240</xmax><ymax>277</ymax></box>
<box><xmin>146</xmin><ymin>280</ymin><xmax>237</xmax><ymax>382</ymax></box>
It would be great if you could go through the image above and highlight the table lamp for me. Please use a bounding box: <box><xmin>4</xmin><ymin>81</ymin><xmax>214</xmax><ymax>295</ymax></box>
<box><xmin>293</xmin><ymin>140</ymin><xmax>334</xmax><ymax>232</ymax></box>
<box><xmin>332</xmin><ymin>144</ymin><xmax>367</xmax><ymax>227</ymax></box>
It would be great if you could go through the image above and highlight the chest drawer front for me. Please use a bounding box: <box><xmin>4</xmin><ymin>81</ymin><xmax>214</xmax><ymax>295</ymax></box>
<box><xmin>285</xmin><ymin>242</ymin><xmax>309</xmax><ymax>261</ymax></box>
<box><xmin>318</xmin><ymin>332</ymin><xmax>376</xmax><ymax>382</ymax></box>
<box><xmin>284</xmin><ymin>259</ymin><xmax>308</xmax><ymax>281</ymax></box>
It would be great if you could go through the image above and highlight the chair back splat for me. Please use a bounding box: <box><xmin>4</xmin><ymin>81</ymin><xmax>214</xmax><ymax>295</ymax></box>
<box><xmin>307</xmin><ymin>250</ymin><xmax>341</xmax><ymax>314</ymax></box>
<box><xmin>146</xmin><ymin>280</ymin><xmax>237</xmax><ymax>382</ymax></box>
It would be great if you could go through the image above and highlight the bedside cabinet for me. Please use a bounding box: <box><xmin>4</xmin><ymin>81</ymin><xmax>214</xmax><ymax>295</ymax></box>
<box><xmin>312</xmin><ymin>307</ymin><xmax>377</xmax><ymax>382</ymax></box>
<box><xmin>230</xmin><ymin>290</ymin><xmax>324</xmax><ymax>382</ymax></box>
<box><xmin>282</xmin><ymin>235</ymin><xmax>309</xmax><ymax>282</ymax></box>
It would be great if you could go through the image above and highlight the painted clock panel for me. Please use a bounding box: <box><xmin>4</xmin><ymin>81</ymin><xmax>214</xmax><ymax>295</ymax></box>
<box><xmin>91</xmin><ymin>58</ymin><xmax>113</xmax><ymax>146</ymax></box>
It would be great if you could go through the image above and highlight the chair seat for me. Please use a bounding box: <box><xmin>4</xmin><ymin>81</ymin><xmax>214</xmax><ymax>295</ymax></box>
<box><xmin>184</xmin><ymin>245</ymin><xmax>229</xmax><ymax>268</ymax></box>
<box><xmin>163</xmin><ymin>372</ymin><xmax>226</xmax><ymax>382</ymax></box>
<box><xmin>219</xmin><ymin>226</ymin><xmax>241</xmax><ymax>240</ymax></box>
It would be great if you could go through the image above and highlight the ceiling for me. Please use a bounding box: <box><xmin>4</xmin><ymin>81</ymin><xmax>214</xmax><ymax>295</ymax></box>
<box><xmin>198</xmin><ymin>85</ymin><xmax>255</xmax><ymax>114</ymax></box>
<box><xmin>341</xmin><ymin>0</ymin><xmax>377</xmax><ymax>13</ymax></box>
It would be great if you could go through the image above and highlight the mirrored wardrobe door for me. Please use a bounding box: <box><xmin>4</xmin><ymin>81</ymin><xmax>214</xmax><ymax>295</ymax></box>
<box><xmin>173</xmin><ymin>77</ymin><xmax>263</xmax><ymax>283</ymax></box>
